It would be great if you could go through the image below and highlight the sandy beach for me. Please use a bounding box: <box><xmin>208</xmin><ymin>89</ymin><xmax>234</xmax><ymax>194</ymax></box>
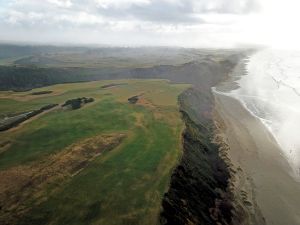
<box><xmin>213</xmin><ymin>86</ymin><xmax>300</xmax><ymax>224</ymax></box>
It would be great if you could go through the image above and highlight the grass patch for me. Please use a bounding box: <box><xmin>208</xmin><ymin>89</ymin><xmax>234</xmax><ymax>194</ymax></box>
<box><xmin>0</xmin><ymin>79</ymin><xmax>189</xmax><ymax>224</ymax></box>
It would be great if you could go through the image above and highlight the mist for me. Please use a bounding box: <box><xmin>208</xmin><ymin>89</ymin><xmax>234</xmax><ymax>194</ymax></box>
<box><xmin>230</xmin><ymin>49</ymin><xmax>300</xmax><ymax>178</ymax></box>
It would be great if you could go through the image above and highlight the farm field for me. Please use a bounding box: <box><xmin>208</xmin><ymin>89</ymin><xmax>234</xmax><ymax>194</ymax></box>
<box><xmin>0</xmin><ymin>79</ymin><xmax>189</xmax><ymax>225</ymax></box>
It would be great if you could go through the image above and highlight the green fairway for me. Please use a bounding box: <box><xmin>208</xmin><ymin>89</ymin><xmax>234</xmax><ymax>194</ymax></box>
<box><xmin>0</xmin><ymin>79</ymin><xmax>189</xmax><ymax>225</ymax></box>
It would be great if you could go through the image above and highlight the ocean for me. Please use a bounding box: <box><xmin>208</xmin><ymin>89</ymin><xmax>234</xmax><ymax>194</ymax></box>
<box><xmin>231</xmin><ymin>49</ymin><xmax>300</xmax><ymax>179</ymax></box>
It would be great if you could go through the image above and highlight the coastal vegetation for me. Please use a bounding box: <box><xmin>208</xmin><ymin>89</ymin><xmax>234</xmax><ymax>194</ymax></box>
<box><xmin>0</xmin><ymin>79</ymin><xmax>188</xmax><ymax>225</ymax></box>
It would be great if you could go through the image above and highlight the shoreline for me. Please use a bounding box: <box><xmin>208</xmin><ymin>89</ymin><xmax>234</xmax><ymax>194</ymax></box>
<box><xmin>213</xmin><ymin>109</ymin><xmax>266</xmax><ymax>225</ymax></box>
<box><xmin>213</xmin><ymin>62</ymin><xmax>300</xmax><ymax>224</ymax></box>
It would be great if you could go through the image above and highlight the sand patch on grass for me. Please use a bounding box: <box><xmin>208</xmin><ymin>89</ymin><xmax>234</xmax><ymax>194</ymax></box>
<box><xmin>0</xmin><ymin>133</ymin><xmax>125</xmax><ymax>224</ymax></box>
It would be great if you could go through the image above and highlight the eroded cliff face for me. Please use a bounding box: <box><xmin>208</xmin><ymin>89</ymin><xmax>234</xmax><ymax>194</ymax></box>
<box><xmin>160</xmin><ymin>51</ymin><xmax>263</xmax><ymax>225</ymax></box>
<box><xmin>160</xmin><ymin>87</ymin><xmax>233</xmax><ymax>225</ymax></box>
<box><xmin>213</xmin><ymin>111</ymin><xmax>266</xmax><ymax>225</ymax></box>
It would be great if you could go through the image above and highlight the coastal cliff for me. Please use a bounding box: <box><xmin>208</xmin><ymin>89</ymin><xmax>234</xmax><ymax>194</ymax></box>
<box><xmin>160</xmin><ymin>87</ymin><xmax>233</xmax><ymax>225</ymax></box>
<box><xmin>160</xmin><ymin>54</ymin><xmax>259</xmax><ymax>225</ymax></box>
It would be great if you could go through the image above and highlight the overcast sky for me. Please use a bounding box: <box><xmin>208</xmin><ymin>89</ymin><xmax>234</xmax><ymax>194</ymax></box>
<box><xmin>0</xmin><ymin>0</ymin><xmax>299</xmax><ymax>48</ymax></box>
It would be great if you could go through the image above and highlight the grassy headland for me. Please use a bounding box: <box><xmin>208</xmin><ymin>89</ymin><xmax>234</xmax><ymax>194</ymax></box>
<box><xmin>0</xmin><ymin>79</ymin><xmax>188</xmax><ymax>225</ymax></box>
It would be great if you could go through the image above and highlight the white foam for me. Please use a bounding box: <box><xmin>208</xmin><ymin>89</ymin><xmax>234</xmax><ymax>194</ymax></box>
<box><xmin>229</xmin><ymin>49</ymin><xmax>300</xmax><ymax>179</ymax></box>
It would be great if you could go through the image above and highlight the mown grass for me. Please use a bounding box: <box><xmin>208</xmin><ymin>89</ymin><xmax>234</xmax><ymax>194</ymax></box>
<box><xmin>0</xmin><ymin>79</ymin><xmax>189</xmax><ymax>224</ymax></box>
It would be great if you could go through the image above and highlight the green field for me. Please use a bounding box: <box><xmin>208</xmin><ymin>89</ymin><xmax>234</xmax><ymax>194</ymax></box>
<box><xmin>0</xmin><ymin>79</ymin><xmax>189</xmax><ymax>225</ymax></box>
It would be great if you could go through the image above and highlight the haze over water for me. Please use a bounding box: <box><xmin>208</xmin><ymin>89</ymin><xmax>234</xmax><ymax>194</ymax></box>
<box><xmin>231</xmin><ymin>49</ymin><xmax>300</xmax><ymax>179</ymax></box>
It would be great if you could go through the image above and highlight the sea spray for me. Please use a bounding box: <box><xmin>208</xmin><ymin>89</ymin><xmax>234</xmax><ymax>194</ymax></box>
<box><xmin>228</xmin><ymin>49</ymin><xmax>300</xmax><ymax>179</ymax></box>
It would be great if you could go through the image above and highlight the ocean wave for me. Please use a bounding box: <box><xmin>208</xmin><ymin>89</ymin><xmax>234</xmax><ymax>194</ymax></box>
<box><xmin>231</xmin><ymin>49</ymin><xmax>300</xmax><ymax>179</ymax></box>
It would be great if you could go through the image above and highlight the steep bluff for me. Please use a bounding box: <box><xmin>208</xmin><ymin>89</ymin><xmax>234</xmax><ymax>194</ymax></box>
<box><xmin>160</xmin><ymin>52</ymin><xmax>248</xmax><ymax>225</ymax></box>
<box><xmin>160</xmin><ymin>87</ymin><xmax>233</xmax><ymax>225</ymax></box>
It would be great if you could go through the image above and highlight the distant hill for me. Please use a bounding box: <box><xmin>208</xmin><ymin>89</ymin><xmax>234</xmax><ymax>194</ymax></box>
<box><xmin>0</xmin><ymin>44</ymin><xmax>246</xmax><ymax>91</ymax></box>
<box><xmin>0</xmin><ymin>44</ymin><xmax>86</xmax><ymax>59</ymax></box>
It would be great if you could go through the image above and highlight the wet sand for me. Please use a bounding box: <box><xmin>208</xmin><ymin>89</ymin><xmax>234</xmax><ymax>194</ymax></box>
<box><xmin>213</xmin><ymin>88</ymin><xmax>300</xmax><ymax>225</ymax></box>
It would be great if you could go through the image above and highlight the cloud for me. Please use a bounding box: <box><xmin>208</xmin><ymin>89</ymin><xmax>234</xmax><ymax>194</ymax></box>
<box><xmin>47</xmin><ymin>0</ymin><xmax>73</xmax><ymax>8</ymax></box>
<box><xmin>0</xmin><ymin>0</ymin><xmax>260</xmax><ymax>27</ymax></box>
<box><xmin>2</xmin><ymin>0</ymin><xmax>298</xmax><ymax>49</ymax></box>
<box><xmin>94</xmin><ymin>0</ymin><xmax>259</xmax><ymax>24</ymax></box>
<box><xmin>95</xmin><ymin>0</ymin><xmax>151</xmax><ymax>9</ymax></box>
